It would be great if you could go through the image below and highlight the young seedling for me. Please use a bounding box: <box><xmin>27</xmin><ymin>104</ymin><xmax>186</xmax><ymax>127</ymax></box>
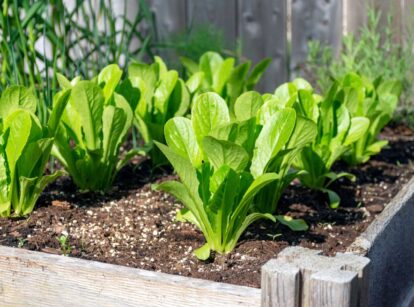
<box><xmin>17</xmin><ymin>238</ymin><xmax>27</xmax><ymax>248</ymax></box>
<box><xmin>57</xmin><ymin>233</ymin><xmax>72</xmax><ymax>256</ymax></box>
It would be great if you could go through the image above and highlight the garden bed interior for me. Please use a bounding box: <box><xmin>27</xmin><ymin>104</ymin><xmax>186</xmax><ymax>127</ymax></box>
<box><xmin>1</xmin><ymin>124</ymin><xmax>413</xmax><ymax>289</ymax></box>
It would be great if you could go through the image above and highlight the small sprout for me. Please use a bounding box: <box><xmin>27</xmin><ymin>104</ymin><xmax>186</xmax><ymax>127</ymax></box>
<box><xmin>17</xmin><ymin>238</ymin><xmax>27</xmax><ymax>248</ymax></box>
<box><xmin>57</xmin><ymin>234</ymin><xmax>72</xmax><ymax>256</ymax></box>
<box><xmin>266</xmin><ymin>233</ymin><xmax>282</xmax><ymax>241</ymax></box>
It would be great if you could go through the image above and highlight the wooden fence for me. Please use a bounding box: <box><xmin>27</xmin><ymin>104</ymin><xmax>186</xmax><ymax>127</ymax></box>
<box><xmin>142</xmin><ymin>0</ymin><xmax>414</xmax><ymax>92</ymax></box>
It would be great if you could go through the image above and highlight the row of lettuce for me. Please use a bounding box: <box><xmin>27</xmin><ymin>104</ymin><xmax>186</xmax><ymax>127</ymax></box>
<box><xmin>0</xmin><ymin>52</ymin><xmax>401</xmax><ymax>259</ymax></box>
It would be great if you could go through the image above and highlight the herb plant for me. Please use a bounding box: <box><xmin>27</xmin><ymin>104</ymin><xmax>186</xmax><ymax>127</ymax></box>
<box><xmin>0</xmin><ymin>86</ymin><xmax>69</xmax><ymax>217</ymax></box>
<box><xmin>339</xmin><ymin>73</ymin><xmax>402</xmax><ymax>165</ymax></box>
<box><xmin>285</xmin><ymin>79</ymin><xmax>370</xmax><ymax>208</ymax></box>
<box><xmin>122</xmin><ymin>57</ymin><xmax>190</xmax><ymax>165</ymax></box>
<box><xmin>181</xmin><ymin>51</ymin><xmax>271</xmax><ymax>113</ymax></box>
<box><xmin>305</xmin><ymin>8</ymin><xmax>413</xmax><ymax>107</ymax></box>
<box><xmin>156</xmin><ymin>92</ymin><xmax>310</xmax><ymax>259</ymax></box>
<box><xmin>52</xmin><ymin>65</ymin><xmax>137</xmax><ymax>191</ymax></box>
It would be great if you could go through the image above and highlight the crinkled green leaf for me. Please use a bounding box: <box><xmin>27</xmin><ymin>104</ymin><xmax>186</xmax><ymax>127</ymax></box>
<box><xmin>275</xmin><ymin>215</ymin><xmax>308</xmax><ymax>231</ymax></box>
<box><xmin>71</xmin><ymin>81</ymin><xmax>104</xmax><ymax>151</ymax></box>
<box><xmin>251</xmin><ymin>108</ymin><xmax>296</xmax><ymax>177</ymax></box>
<box><xmin>164</xmin><ymin>117</ymin><xmax>202</xmax><ymax>167</ymax></box>
<box><xmin>192</xmin><ymin>92</ymin><xmax>230</xmax><ymax>147</ymax></box>
<box><xmin>98</xmin><ymin>64</ymin><xmax>123</xmax><ymax>102</ymax></box>
<box><xmin>203</xmin><ymin>136</ymin><xmax>249</xmax><ymax>172</ymax></box>
<box><xmin>234</xmin><ymin>91</ymin><xmax>263</xmax><ymax>121</ymax></box>
<box><xmin>186</xmin><ymin>72</ymin><xmax>204</xmax><ymax>93</ymax></box>
<box><xmin>343</xmin><ymin>117</ymin><xmax>370</xmax><ymax>146</ymax></box>
<box><xmin>0</xmin><ymin>86</ymin><xmax>37</xmax><ymax>118</ymax></box>
<box><xmin>194</xmin><ymin>243</ymin><xmax>211</xmax><ymax>260</ymax></box>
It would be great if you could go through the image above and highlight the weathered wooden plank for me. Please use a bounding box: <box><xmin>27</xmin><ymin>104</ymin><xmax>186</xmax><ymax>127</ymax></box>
<box><xmin>238</xmin><ymin>0</ymin><xmax>288</xmax><ymax>92</ymax></box>
<box><xmin>186</xmin><ymin>0</ymin><xmax>237</xmax><ymax>45</ymax></box>
<box><xmin>372</xmin><ymin>0</ymin><xmax>403</xmax><ymax>43</ymax></box>
<box><xmin>0</xmin><ymin>246</ymin><xmax>261</xmax><ymax>307</ymax></box>
<box><xmin>149</xmin><ymin>0</ymin><xmax>187</xmax><ymax>40</ymax></box>
<box><xmin>343</xmin><ymin>0</ymin><xmax>368</xmax><ymax>35</ymax></box>
<box><xmin>402</xmin><ymin>0</ymin><xmax>414</xmax><ymax>40</ymax></box>
<box><xmin>147</xmin><ymin>0</ymin><xmax>187</xmax><ymax>62</ymax></box>
<box><xmin>310</xmin><ymin>270</ymin><xmax>358</xmax><ymax>307</ymax></box>
<box><xmin>261</xmin><ymin>259</ymin><xmax>300</xmax><ymax>307</ymax></box>
<box><xmin>290</xmin><ymin>0</ymin><xmax>342</xmax><ymax>76</ymax></box>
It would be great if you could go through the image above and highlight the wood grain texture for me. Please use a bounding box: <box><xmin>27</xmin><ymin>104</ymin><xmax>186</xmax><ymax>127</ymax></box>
<box><xmin>238</xmin><ymin>0</ymin><xmax>288</xmax><ymax>92</ymax></box>
<box><xmin>344</xmin><ymin>0</ymin><xmax>368</xmax><ymax>35</ymax></box>
<box><xmin>290</xmin><ymin>0</ymin><xmax>342</xmax><ymax>75</ymax></box>
<box><xmin>277</xmin><ymin>247</ymin><xmax>370</xmax><ymax>306</ymax></box>
<box><xmin>310</xmin><ymin>270</ymin><xmax>358</xmax><ymax>307</ymax></box>
<box><xmin>148</xmin><ymin>0</ymin><xmax>187</xmax><ymax>62</ymax></box>
<box><xmin>371</xmin><ymin>0</ymin><xmax>403</xmax><ymax>43</ymax></box>
<box><xmin>186</xmin><ymin>0</ymin><xmax>237</xmax><ymax>43</ymax></box>
<box><xmin>150</xmin><ymin>0</ymin><xmax>187</xmax><ymax>40</ymax></box>
<box><xmin>0</xmin><ymin>246</ymin><xmax>260</xmax><ymax>307</ymax></box>
<box><xmin>402</xmin><ymin>0</ymin><xmax>414</xmax><ymax>40</ymax></box>
<box><xmin>261</xmin><ymin>259</ymin><xmax>300</xmax><ymax>307</ymax></box>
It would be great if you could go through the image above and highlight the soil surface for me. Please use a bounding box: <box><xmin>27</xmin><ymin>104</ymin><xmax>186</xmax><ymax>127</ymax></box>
<box><xmin>1</xmin><ymin>124</ymin><xmax>414</xmax><ymax>288</ymax></box>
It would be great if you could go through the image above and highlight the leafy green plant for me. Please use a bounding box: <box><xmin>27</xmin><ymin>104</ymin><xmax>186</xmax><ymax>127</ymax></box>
<box><xmin>305</xmin><ymin>8</ymin><xmax>414</xmax><ymax>107</ymax></box>
<box><xmin>0</xmin><ymin>85</ymin><xmax>69</xmax><ymax>217</ymax></box>
<box><xmin>339</xmin><ymin>73</ymin><xmax>402</xmax><ymax>165</ymax></box>
<box><xmin>52</xmin><ymin>64</ymin><xmax>138</xmax><ymax>191</ymax></box>
<box><xmin>159</xmin><ymin>24</ymin><xmax>227</xmax><ymax>67</ymax></box>
<box><xmin>181</xmin><ymin>51</ymin><xmax>271</xmax><ymax>114</ymax></box>
<box><xmin>277</xmin><ymin>79</ymin><xmax>370</xmax><ymax>208</ymax></box>
<box><xmin>121</xmin><ymin>56</ymin><xmax>190</xmax><ymax>165</ymax></box>
<box><xmin>155</xmin><ymin>92</ymin><xmax>311</xmax><ymax>259</ymax></box>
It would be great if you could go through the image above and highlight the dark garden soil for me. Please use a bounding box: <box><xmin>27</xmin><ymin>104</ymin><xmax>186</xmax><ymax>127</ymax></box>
<box><xmin>1</xmin><ymin>124</ymin><xmax>414</xmax><ymax>289</ymax></box>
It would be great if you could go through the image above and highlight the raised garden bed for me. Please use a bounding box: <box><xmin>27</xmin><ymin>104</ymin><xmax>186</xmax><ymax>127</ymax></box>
<box><xmin>1</xmin><ymin>124</ymin><xmax>414</xmax><ymax>306</ymax></box>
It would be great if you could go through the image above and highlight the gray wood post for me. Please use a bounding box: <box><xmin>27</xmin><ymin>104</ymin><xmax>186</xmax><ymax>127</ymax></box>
<box><xmin>261</xmin><ymin>247</ymin><xmax>370</xmax><ymax>307</ymax></box>
<box><xmin>261</xmin><ymin>259</ymin><xmax>300</xmax><ymax>307</ymax></box>
<box><xmin>310</xmin><ymin>270</ymin><xmax>358</xmax><ymax>307</ymax></box>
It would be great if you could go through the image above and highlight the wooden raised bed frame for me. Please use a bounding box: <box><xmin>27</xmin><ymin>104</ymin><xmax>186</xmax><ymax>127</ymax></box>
<box><xmin>1</xmin><ymin>177</ymin><xmax>414</xmax><ymax>307</ymax></box>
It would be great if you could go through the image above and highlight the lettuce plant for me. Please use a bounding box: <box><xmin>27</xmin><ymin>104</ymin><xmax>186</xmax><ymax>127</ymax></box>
<box><xmin>53</xmin><ymin>65</ymin><xmax>137</xmax><ymax>191</ymax></box>
<box><xmin>0</xmin><ymin>86</ymin><xmax>69</xmax><ymax>217</ymax></box>
<box><xmin>155</xmin><ymin>92</ymin><xmax>311</xmax><ymax>259</ymax></box>
<box><xmin>181</xmin><ymin>51</ymin><xmax>271</xmax><ymax>115</ymax></box>
<box><xmin>339</xmin><ymin>73</ymin><xmax>402</xmax><ymax>165</ymax></box>
<box><xmin>121</xmin><ymin>57</ymin><xmax>190</xmax><ymax>165</ymax></box>
<box><xmin>281</xmin><ymin>79</ymin><xmax>370</xmax><ymax>208</ymax></box>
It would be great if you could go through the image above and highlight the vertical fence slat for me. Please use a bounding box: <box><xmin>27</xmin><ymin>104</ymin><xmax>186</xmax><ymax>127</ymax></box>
<box><xmin>261</xmin><ymin>259</ymin><xmax>300</xmax><ymax>307</ymax></box>
<box><xmin>238</xmin><ymin>0</ymin><xmax>288</xmax><ymax>92</ymax></box>
<box><xmin>290</xmin><ymin>0</ymin><xmax>342</xmax><ymax>76</ymax></box>
<box><xmin>372</xmin><ymin>0</ymin><xmax>403</xmax><ymax>43</ymax></box>
<box><xmin>149</xmin><ymin>0</ymin><xmax>186</xmax><ymax>41</ymax></box>
<box><xmin>402</xmin><ymin>0</ymin><xmax>414</xmax><ymax>39</ymax></box>
<box><xmin>186</xmin><ymin>0</ymin><xmax>237</xmax><ymax>45</ymax></box>
<box><xmin>344</xmin><ymin>0</ymin><xmax>368</xmax><ymax>35</ymax></box>
<box><xmin>149</xmin><ymin>0</ymin><xmax>186</xmax><ymax>62</ymax></box>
